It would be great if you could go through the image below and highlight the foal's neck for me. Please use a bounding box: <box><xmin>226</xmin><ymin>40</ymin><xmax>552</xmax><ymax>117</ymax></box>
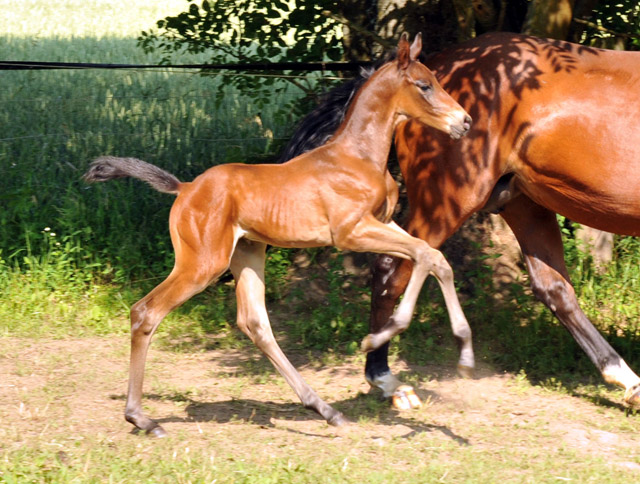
<box><xmin>331</xmin><ymin>66</ymin><xmax>400</xmax><ymax>172</ymax></box>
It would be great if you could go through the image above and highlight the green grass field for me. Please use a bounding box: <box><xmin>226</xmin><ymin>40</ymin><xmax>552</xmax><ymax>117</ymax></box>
<box><xmin>0</xmin><ymin>0</ymin><xmax>303</xmax><ymax>341</ymax></box>
<box><xmin>2</xmin><ymin>0</ymin><xmax>640</xmax><ymax>379</ymax></box>
<box><xmin>2</xmin><ymin>0</ymin><xmax>640</xmax><ymax>373</ymax></box>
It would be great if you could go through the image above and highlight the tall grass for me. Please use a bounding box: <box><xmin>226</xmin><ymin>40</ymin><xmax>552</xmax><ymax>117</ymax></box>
<box><xmin>0</xmin><ymin>0</ymin><xmax>298</xmax><ymax>338</ymax></box>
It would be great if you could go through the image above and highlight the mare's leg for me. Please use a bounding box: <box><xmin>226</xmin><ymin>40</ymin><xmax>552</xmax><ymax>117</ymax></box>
<box><xmin>364</xmin><ymin>168</ymin><xmax>406</xmax><ymax>395</ymax></box>
<box><xmin>229</xmin><ymin>239</ymin><xmax>348</xmax><ymax>426</ymax></box>
<box><xmin>365</xmin><ymin>255</ymin><xmax>413</xmax><ymax>397</ymax></box>
<box><xmin>364</xmin><ymin>235</ymin><xmax>474</xmax><ymax>401</ymax></box>
<box><xmin>335</xmin><ymin>218</ymin><xmax>470</xmax><ymax>361</ymax></box>
<box><xmin>125</xmin><ymin>229</ymin><xmax>237</xmax><ymax>436</ymax></box>
<box><xmin>501</xmin><ymin>196</ymin><xmax>640</xmax><ymax>406</ymax></box>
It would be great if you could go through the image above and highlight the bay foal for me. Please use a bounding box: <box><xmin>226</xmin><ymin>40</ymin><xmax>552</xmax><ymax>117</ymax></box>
<box><xmin>84</xmin><ymin>34</ymin><xmax>471</xmax><ymax>436</ymax></box>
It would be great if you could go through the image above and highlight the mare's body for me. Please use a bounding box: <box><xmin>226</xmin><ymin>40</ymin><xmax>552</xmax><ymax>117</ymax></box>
<box><xmin>284</xmin><ymin>32</ymin><xmax>640</xmax><ymax>407</ymax></box>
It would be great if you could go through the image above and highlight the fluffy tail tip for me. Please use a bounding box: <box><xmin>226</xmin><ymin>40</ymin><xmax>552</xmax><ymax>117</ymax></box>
<box><xmin>83</xmin><ymin>156</ymin><xmax>122</xmax><ymax>183</ymax></box>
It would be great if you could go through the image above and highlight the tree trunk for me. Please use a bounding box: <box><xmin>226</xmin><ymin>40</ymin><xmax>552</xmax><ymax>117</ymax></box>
<box><xmin>523</xmin><ymin>0</ymin><xmax>576</xmax><ymax>39</ymax></box>
<box><xmin>338</xmin><ymin>0</ymin><xmax>379</xmax><ymax>61</ymax></box>
<box><xmin>376</xmin><ymin>0</ymin><xmax>461</xmax><ymax>52</ymax></box>
<box><xmin>575</xmin><ymin>225</ymin><xmax>614</xmax><ymax>272</ymax></box>
<box><xmin>451</xmin><ymin>0</ymin><xmax>475</xmax><ymax>41</ymax></box>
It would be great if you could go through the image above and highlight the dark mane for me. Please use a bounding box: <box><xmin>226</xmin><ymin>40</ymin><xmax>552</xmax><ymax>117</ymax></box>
<box><xmin>278</xmin><ymin>71</ymin><xmax>370</xmax><ymax>162</ymax></box>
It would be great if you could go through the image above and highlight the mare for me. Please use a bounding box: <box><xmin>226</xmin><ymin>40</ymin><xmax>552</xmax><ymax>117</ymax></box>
<box><xmin>282</xmin><ymin>32</ymin><xmax>640</xmax><ymax>409</ymax></box>
<box><xmin>83</xmin><ymin>34</ymin><xmax>472</xmax><ymax>437</ymax></box>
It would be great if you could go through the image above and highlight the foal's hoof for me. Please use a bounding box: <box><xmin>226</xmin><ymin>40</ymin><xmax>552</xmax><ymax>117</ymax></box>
<box><xmin>457</xmin><ymin>364</ymin><xmax>475</xmax><ymax>379</ymax></box>
<box><xmin>361</xmin><ymin>335</ymin><xmax>375</xmax><ymax>353</ymax></box>
<box><xmin>146</xmin><ymin>424</ymin><xmax>168</xmax><ymax>439</ymax></box>
<box><xmin>624</xmin><ymin>384</ymin><xmax>640</xmax><ymax>408</ymax></box>
<box><xmin>327</xmin><ymin>412</ymin><xmax>349</xmax><ymax>427</ymax></box>
<box><xmin>391</xmin><ymin>385</ymin><xmax>421</xmax><ymax>410</ymax></box>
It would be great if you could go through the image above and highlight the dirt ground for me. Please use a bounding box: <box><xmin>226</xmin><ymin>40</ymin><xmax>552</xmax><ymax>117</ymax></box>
<box><xmin>2</xmin><ymin>334</ymin><xmax>639</xmax><ymax>479</ymax></box>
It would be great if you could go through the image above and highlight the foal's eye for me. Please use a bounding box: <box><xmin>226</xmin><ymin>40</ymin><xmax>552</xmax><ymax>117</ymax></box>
<box><xmin>416</xmin><ymin>82</ymin><xmax>432</xmax><ymax>93</ymax></box>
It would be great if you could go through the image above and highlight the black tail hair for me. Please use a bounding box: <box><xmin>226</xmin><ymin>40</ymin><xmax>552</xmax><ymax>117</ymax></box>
<box><xmin>83</xmin><ymin>156</ymin><xmax>181</xmax><ymax>194</ymax></box>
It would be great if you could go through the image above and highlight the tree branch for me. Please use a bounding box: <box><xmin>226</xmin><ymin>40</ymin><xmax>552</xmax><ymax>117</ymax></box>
<box><xmin>572</xmin><ymin>17</ymin><xmax>640</xmax><ymax>40</ymax></box>
<box><xmin>320</xmin><ymin>10</ymin><xmax>395</xmax><ymax>50</ymax></box>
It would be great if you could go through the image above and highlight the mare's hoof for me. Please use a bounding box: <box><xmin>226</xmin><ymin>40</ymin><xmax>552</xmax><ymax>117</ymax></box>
<box><xmin>361</xmin><ymin>335</ymin><xmax>374</xmax><ymax>353</ymax></box>
<box><xmin>624</xmin><ymin>384</ymin><xmax>640</xmax><ymax>408</ymax></box>
<box><xmin>391</xmin><ymin>385</ymin><xmax>421</xmax><ymax>410</ymax></box>
<box><xmin>328</xmin><ymin>412</ymin><xmax>349</xmax><ymax>427</ymax></box>
<box><xmin>457</xmin><ymin>364</ymin><xmax>475</xmax><ymax>379</ymax></box>
<box><xmin>146</xmin><ymin>425</ymin><xmax>168</xmax><ymax>438</ymax></box>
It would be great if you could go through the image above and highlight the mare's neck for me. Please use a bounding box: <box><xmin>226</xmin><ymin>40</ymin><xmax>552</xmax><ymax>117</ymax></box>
<box><xmin>331</xmin><ymin>67</ymin><xmax>400</xmax><ymax>172</ymax></box>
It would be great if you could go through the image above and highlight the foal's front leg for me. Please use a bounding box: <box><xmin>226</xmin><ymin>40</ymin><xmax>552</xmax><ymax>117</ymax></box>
<box><xmin>335</xmin><ymin>217</ymin><xmax>470</xmax><ymax>356</ymax></box>
<box><xmin>230</xmin><ymin>239</ymin><xmax>348</xmax><ymax>426</ymax></box>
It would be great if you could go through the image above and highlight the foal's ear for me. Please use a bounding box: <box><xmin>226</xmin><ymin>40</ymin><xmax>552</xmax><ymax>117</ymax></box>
<box><xmin>409</xmin><ymin>33</ymin><xmax>422</xmax><ymax>61</ymax></box>
<box><xmin>397</xmin><ymin>32</ymin><xmax>410</xmax><ymax>70</ymax></box>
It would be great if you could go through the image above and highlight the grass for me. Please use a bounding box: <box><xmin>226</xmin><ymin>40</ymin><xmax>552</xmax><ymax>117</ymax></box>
<box><xmin>2</xmin><ymin>0</ymin><xmax>640</xmax><ymax>368</ymax></box>
<box><xmin>1</xmin><ymin>441</ymin><xmax>628</xmax><ymax>483</ymax></box>
<box><xmin>0</xmin><ymin>0</ymin><xmax>301</xmax><ymax>343</ymax></box>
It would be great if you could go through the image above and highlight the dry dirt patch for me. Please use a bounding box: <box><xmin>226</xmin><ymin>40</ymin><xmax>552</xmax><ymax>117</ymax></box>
<box><xmin>1</xmin><ymin>336</ymin><xmax>639</xmax><ymax>474</ymax></box>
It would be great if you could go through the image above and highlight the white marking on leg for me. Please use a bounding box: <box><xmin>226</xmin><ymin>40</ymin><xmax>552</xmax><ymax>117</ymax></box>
<box><xmin>366</xmin><ymin>370</ymin><xmax>402</xmax><ymax>398</ymax></box>
<box><xmin>602</xmin><ymin>360</ymin><xmax>640</xmax><ymax>390</ymax></box>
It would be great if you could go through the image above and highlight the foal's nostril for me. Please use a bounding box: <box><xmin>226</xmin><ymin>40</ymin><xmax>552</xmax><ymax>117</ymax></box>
<box><xmin>463</xmin><ymin>115</ymin><xmax>472</xmax><ymax>131</ymax></box>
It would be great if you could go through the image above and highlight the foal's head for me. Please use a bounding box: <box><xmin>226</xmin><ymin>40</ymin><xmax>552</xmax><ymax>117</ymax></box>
<box><xmin>388</xmin><ymin>34</ymin><xmax>471</xmax><ymax>139</ymax></box>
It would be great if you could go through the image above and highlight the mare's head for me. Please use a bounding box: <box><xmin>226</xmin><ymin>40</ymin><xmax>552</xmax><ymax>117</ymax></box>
<box><xmin>387</xmin><ymin>33</ymin><xmax>471</xmax><ymax>139</ymax></box>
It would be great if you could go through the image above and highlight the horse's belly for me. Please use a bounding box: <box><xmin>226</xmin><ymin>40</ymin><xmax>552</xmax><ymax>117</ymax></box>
<box><xmin>521</xmin><ymin>182</ymin><xmax>640</xmax><ymax>236</ymax></box>
<box><xmin>514</xmin><ymin>103</ymin><xmax>640</xmax><ymax>235</ymax></box>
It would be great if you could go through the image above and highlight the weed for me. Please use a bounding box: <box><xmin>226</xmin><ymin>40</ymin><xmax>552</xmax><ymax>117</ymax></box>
<box><xmin>286</xmin><ymin>249</ymin><xmax>370</xmax><ymax>353</ymax></box>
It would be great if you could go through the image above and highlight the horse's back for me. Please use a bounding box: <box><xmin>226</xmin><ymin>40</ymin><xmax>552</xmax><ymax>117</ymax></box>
<box><xmin>411</xmin><ymin>33</ymin><xmax>640</xmax><ymax>235</ymax></box>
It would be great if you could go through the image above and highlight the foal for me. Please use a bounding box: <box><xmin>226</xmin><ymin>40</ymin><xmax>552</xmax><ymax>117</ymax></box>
<box><xmin>84</xmin><ymin>34</ymin><xmax>472</xmax><ymax>436</ymax></box>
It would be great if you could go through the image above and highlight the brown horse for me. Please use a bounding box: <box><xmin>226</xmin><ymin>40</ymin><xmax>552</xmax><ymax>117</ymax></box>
<box><xmin>283</xmin><ymin>32</ymin><xmax>640</xmax><ymax>409</ymax></box>
<box><xmin>83</xmin><ymin>34</ymin><xmax>472</xmax><ymax>436</ymax></box>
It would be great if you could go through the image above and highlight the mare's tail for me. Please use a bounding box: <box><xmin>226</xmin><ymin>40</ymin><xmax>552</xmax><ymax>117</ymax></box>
<box><xmin>83</xmin><ymin>156</ymin><xmax>181</xmax><ymax>195</ymax></box>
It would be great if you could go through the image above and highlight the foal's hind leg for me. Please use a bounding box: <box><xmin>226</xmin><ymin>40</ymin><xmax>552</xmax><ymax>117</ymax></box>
<box><xmin>230</xmin><ymin>239</ymin><xmax>348</xmax><ymax>426</ymax></box>
<box><xmin>125</xmin><ymin>233</ymin><xmax>236</xmax><ymax>436</ymax></box>
<box><xmin>502</xmin><ymin>196</ymin><xmax>640</xmax><ymax>407</ymax></box>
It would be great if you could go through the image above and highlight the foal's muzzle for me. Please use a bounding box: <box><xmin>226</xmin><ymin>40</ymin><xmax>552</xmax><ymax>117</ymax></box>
<box><xmin>450</xmin><ymin>114</ymin><xmax>472</xmax><ymax>140</ymax></box>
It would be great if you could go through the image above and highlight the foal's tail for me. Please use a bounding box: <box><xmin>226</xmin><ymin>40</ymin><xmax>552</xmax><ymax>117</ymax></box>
<box><xmin>83</xmin><ymin>156</ymin><xmax>181</xmax><ymax>195</ymax></box>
